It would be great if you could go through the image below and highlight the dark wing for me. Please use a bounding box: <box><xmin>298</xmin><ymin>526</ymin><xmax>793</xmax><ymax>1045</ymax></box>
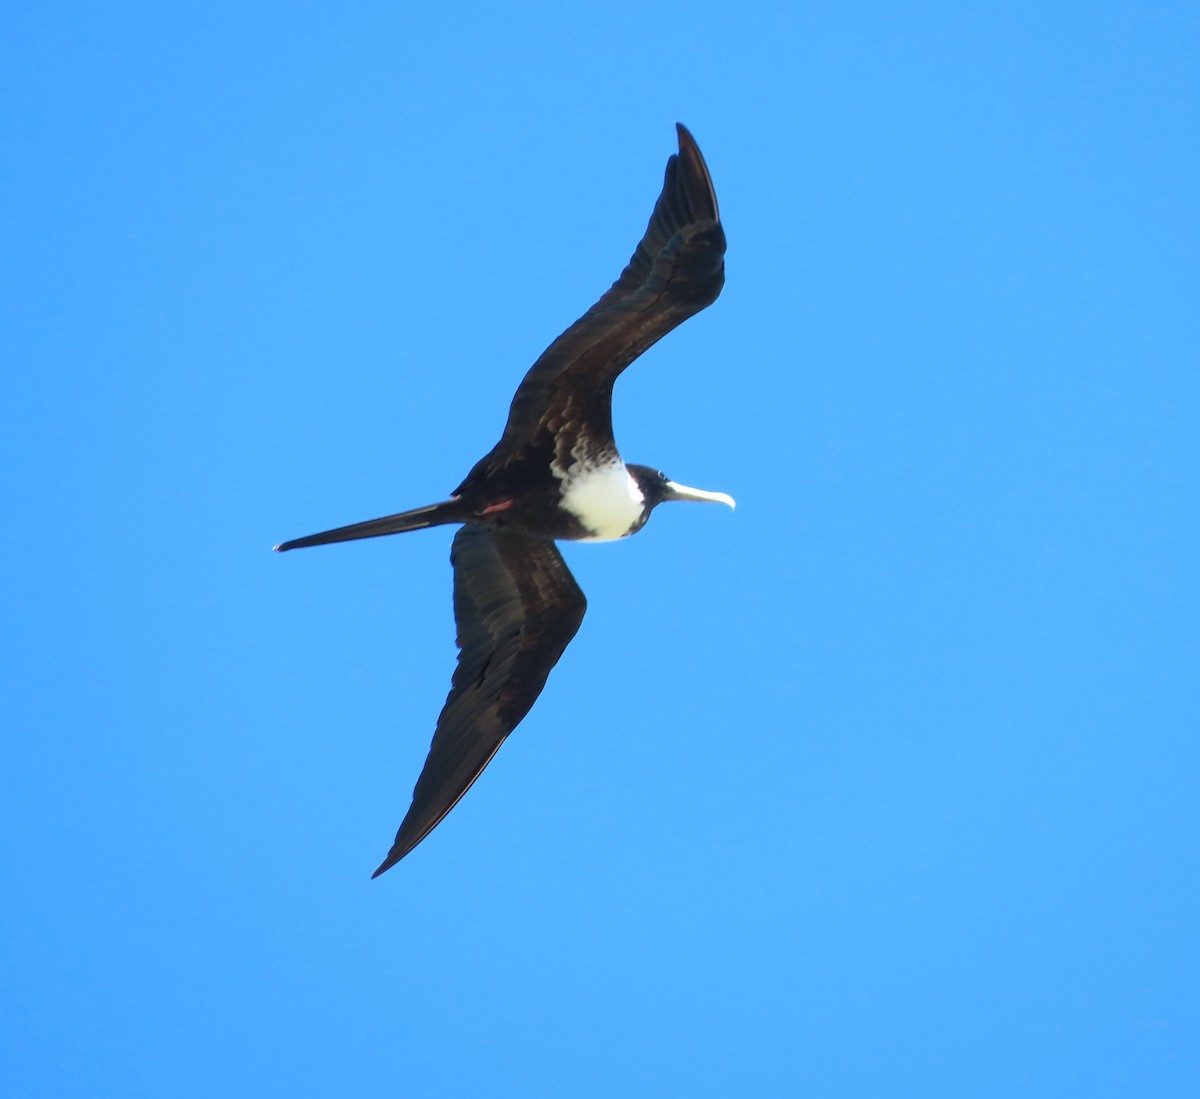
<box><xmin>371</xmin><ymin>525</ymin><xmax>586</xmax><ymax>876</ymax></box>
<box><xmin>476</xmin><ymin>124</ymin><xmax>725</xmax><ymax>476</ymax></box>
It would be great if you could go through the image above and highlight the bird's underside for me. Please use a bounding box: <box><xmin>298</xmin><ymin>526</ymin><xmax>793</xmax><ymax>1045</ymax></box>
<box><xmin>275</xmin><ymin>124</ymin><xmax>728</xmax><ymax>875</ymax></box>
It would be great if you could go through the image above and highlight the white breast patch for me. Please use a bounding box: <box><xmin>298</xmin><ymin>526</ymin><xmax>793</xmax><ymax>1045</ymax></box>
<box><xmin>558</xmin><ymin>463</ymin><xmax>645</xmax><ymax>541</ymax></box>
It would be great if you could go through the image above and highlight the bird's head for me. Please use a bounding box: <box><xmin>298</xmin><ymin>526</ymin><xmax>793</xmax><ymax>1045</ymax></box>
<box><xmin>627</xmin><ymin>464</ymin><xmax>736</xmax><ymax>527</ymax></box>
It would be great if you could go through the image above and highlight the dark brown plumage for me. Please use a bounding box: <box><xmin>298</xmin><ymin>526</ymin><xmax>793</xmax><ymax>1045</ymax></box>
<box><xmin>372</xmin><ymin>526</ymin><xmax>586</xmax><ymax>876</ymax></box>
<box><xmin>276</xmin><ymin>124</ymin><xmax>731</xmax><ymax>874</ymax></box>
<box><xmin>475</xmin><ymin>123</ymin><xmax>725</xmax><ymax>484</ymax></box>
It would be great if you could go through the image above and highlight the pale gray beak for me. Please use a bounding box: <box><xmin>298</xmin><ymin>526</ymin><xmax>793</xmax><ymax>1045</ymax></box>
<box><xmin>662</xmin><ymin>480</ymin><xmax>736</xmax><ymax>509</ymax></box>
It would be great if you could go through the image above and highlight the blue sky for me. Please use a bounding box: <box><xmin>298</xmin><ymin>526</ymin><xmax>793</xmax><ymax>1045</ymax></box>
<box><xmin>3</xmin><ymin>2</ymin><xmax>1197</xmax><ymax>1095</ymax></box>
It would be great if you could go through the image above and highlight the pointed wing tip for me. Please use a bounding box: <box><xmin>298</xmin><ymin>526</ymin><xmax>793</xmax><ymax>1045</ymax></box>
<box><xmin>371</xmin><ymin>847</ymin><xmax>405</xmax><ymax>878</ymax></box>
<box><xmin>671</xmin><ymin>123</ymin><xmax>719</xmax><ymax>223</ymax></box>
<box><xmin>674</xmin><ymin>123</ymin><xmax>702</xmax><ymax>168</ymax></box>
<box><xmin>371</xmin><ymin>823</ymin><xmax>432</xmax><ymax>877</ymax></box>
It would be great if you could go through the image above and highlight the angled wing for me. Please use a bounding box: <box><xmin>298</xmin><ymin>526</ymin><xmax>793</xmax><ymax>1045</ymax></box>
<box><xmin>371</xmin><ymin>525</ymin><xmax>587</xmax><ymax>875</ymax></box>
<box><xmin>479</xmin><ymin>124</ymin><xmax>725</xmax><ymax>474</ymax></box>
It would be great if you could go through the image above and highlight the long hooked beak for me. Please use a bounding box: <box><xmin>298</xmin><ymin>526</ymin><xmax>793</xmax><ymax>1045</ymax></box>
<box><xmin>662</xmin><ymin>480</ymin><xmax>736</xmax><ymax>509</ymax></box>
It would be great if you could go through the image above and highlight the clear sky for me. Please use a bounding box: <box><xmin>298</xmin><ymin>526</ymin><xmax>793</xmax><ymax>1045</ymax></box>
<box><xmin>3</xmin><ymin>3</ymin><xmax>1197</xmax><ymax>1096</ymax></box>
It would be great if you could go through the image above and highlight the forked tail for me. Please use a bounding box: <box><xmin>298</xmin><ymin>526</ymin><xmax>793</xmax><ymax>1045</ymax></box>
<box><xmin>274</xmin><ymin>498</ymin><xmax>469</xmax><ymax>552</ymax></box>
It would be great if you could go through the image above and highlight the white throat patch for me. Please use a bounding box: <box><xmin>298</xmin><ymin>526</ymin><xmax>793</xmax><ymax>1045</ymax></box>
<box><xmin>557</xmin><ymin>463</ymin><xmax>645</xmax><ymax>541</ymax></box>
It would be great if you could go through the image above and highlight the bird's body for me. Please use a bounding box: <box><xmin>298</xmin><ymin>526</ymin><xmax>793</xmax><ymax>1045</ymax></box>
<box><xmin>277</xmin><ymin>124</ymin><xmax>732</xmax><ymax>876</ymax></box>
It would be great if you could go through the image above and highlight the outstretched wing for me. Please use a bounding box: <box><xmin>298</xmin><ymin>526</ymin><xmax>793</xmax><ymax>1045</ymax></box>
<box><xmin>372</xmin><ymin>525</ymin><xmax>587</xmax><ymax>875</ymax></box>
<box><xmin>477</xmin><ymin>123</ymin><xmax>726</xmax><ymax>476</ymax></box>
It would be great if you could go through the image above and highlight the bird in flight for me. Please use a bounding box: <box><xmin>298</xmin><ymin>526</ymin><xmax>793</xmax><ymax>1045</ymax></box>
<box><xmin>276</xmin><ymin>124</ymin><xmax>732</xmax><ymax>876</ymax></box>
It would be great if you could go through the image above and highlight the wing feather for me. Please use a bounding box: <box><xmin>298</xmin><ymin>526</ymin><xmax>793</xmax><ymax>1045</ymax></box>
<box><xmin>483</xmin><ymin>124</ymin><xmax>725</xmax><ymax>469</ymax></box>
<box><xmin>371</xmin><ymin>525</ymin><xmax>586</xmax><ymax>875</ymax></box>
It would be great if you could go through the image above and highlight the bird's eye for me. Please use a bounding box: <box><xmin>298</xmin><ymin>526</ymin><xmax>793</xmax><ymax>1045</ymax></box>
<box><xmin>657</xmin><ymin>470</ymin><xmax>668</xmax><ymax>481</ymax></box>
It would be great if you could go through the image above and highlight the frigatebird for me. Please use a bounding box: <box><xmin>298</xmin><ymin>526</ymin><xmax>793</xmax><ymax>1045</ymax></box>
<box><xmin>276</xmin><ymin>124</ymin><xmax>732</xmax><ymax>876</ymax></box>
